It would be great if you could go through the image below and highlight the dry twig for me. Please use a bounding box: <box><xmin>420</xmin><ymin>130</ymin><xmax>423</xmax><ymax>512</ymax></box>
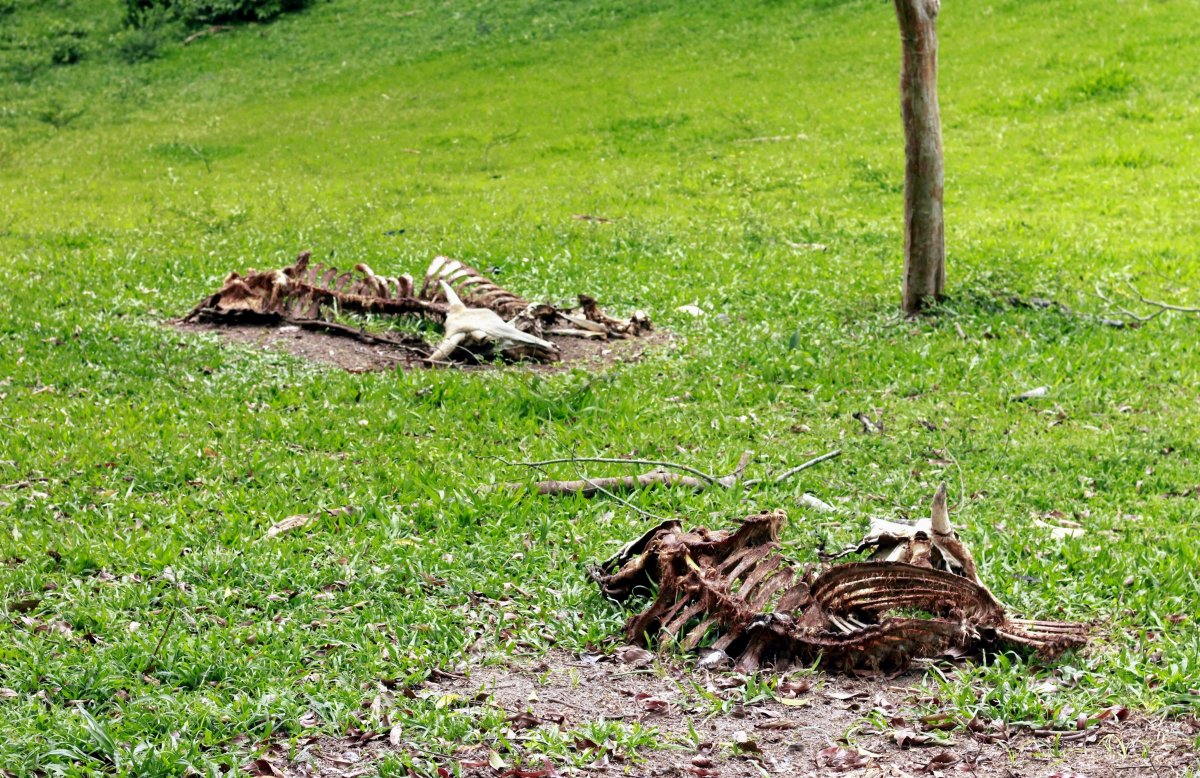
<box><xmin>493</xmin><ymin>451</ymin><xmax>752</xmax><ymax>497</ymax></box>
<box><xmin>766</xmin><ymin>449</ymin><xmax>841</xmax><ymax>486</ymax></box>
<box><xmin>1096</xmin><ymin>281</ymin><xmax>1200</xmax><ymax>325</ymax></box>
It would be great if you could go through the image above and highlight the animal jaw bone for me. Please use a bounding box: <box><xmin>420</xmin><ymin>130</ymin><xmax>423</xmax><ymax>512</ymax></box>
<box><xmin>429</xmin><ymin>282</ymin><xmax>560</xmax><ymax>363</ymax></box>
<box><xmin>591</xmin><ymin>506</ymin><xmax>1087</xmax><ymax>673</ymax></box>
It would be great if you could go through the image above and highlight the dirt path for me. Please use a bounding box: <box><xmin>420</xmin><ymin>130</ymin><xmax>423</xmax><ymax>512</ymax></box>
<box><xmin>281</xmin><ymin>651</ymin><xmax>1198</xmax><ymax>778</ymax></box>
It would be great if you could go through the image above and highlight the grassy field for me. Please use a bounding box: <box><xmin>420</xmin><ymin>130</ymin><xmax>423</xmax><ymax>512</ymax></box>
<box><xmin>2</xmin><ymin>0</ymin><xmax>1199</xmax><ymax>773</ymax></box>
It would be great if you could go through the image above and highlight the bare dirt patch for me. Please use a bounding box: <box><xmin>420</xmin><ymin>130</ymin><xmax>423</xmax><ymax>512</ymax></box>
<box><xmin>174</xmin><ymin>320</ymin><xmax>673</xmax><ymax>373</ymax></box>
<box><xmin>278</xmin><ymin>651</ymin><xmax>1198</xmax><ymax>778</ymax></box>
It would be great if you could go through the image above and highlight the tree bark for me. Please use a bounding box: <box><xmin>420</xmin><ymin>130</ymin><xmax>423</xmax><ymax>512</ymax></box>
<box><xmin>895</xmin><ymin>0</ymin><xmax>946</xmax><ymax>314</ymax></box>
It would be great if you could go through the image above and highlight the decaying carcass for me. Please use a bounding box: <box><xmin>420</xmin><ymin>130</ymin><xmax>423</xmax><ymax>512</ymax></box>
<box><xmin>183</xmin><ymin>251</ymin><xmax>651</xmax><ymax>366</ymax></box>
<box><xmin>590</xmin><ymin>491</ymin><xmax>1087</xmax><ymax>673</ymax></box>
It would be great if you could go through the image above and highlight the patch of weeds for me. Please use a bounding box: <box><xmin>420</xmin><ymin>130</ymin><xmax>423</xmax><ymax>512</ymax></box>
<box><xmin>1068</xmin><ymin>65</ymin><xmax>1135</xmax><ymax>102</ymax></box>
<box><xmin>850</xmin><ymin>158</ymin><xmax>902</xmax><ymax>194</ymax></box>
<box><xmin>1091</xmin><ymin>149</ymin><xmax>1166</xmax><ymax>169</ymax></box>
<box><xmin>125</xmin><ymin>0</ymin><xmax>313</xmax><ymax>27</ymax></box>
<box><xmin>606</xmin><ymin>113</ymin><xmax>691</xmax><ymax>145</ymax></box>
<box><xmin>34</xmin><ymin>99</ymin><xmax>86</xmax><ymax>128</ymax></box>
<box><xmin>149</xmin><ymin>140</ymin><xmax>241</xmax><ymax>169</ymax></box>
<box><xmin>46</xmin><ymin>21</ymin><xmax>92</xmax><ymax>66</ymax></box>
<box><xmin>1</xmin><ymin>51</ymin><xmax>46</xmax><ymax>84</ymax></box>
<box><xmin>114</xmin><ymin>21</ymin><xmax>168</xmax><ymax>63</ymax></box>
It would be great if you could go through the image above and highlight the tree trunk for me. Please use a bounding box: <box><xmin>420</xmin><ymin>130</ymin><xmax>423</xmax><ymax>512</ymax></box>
<box><xmin>895</xmin><ymin>0</ymin><xmax>945</xmax><ymax>314</ymax></box>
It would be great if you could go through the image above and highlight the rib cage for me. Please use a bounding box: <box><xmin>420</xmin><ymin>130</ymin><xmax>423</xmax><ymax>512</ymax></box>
<box><xmin>421</xmin><ymin>257</ymin><xmax>531</xmax><ymax>320</ymax></box>
<box><xmin>591</xmin><ymin>512</ymin><xmax>1088</xmax><ymax>672</ymax></box>
<box><xmin>185</xmin><ymin>251</ymin><xmax>447</xmax><ymax>324</ymax></box>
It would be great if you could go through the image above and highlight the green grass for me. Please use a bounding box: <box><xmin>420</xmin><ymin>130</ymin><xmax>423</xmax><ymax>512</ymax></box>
<box><xmin>2</xmin><ymin>0</ymin><xmax>1199</xmax><ymax>774</ymax></box>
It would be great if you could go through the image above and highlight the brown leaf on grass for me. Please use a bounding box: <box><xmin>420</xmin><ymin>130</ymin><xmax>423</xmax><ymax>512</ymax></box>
<box><xmin>777</xmin><ymin>677</ymin><xmax>812</xmax><ymax>697</ymax></box>
<box><xmin>616</xmin><ymin>645</ymin><xmax>654</xmax><ymax>667</ymax></box>
<box><xmin>265</xmin><ymin>506</ymin><xmax>354</xmax><ymax>539</ymax></box>
<box><xmin>496</xmin><ymin>759</ymin><xmax>558</xmax><ymax>778</ymax></box>
<box><xmin>33</xmin><ymin>620</ymin><xmax>73</xmax><ymax>639</ymax></box>
<box><xmin>816</xmin><ymin>746</ymin><xmax>872</xmax><ymax>771</ymax></box>
<box><xmin>756</xmin><ymin>718</ymin><xmax>798</xmax><ymax>730</ymax></box>
<box><xmin>0</xmin><ymin>688</ymin><xmax>18</xmax><ymax>699</ymax></box>
<box><xmin>966</xmin><ymin>715</ymin><xmax>1008</xmax><ymax>743</ymax></box>
<box><xmin>707</xmin><ymin>675</ymin><xmax>745</xmax><ymax>691</ymax></box>
<box><xmin>572</xmin><ymin>736</ymin><xmax>601</xmax><ymax>753</ymax></box>
<box><xmin>892</xmin><ymin>728</ymin><xmax>943</xmax><ymax>748</ymax></box>
<box><xmin>634</xmin><ymin>692</ymin><xmax>669</xmax><ymax>714</ymax></box>
<box><xmin>505</xmin><ymin>711</ymin><xmax>543</xmax><ymax>731</ymax></box>
<box><xmin>732</xmin><ymin>730</ymin><xmax>761</xmax><ymax>754</ymax></box>
<box><xmin>1101</xmin><ymin>704</ymin><xmax>1129</xmax><ymax>721</ymax></box>
<box><xmin>918</xmin><ymin>751</ymin><xmax>960</xmax><ymax>773</ymax></box>
<box><xmin>241</xmin><ymin>759</ymin><xmax>282</xmax><ymax>777</ymax></box>
<box><xmin>9</xmin><ymin>597</ymin><xmax>40</xmax><ymax>613</ymax></box>
<box><xmin>460</xmin><ymin>750</ymin><xmax>507</xmax><ymax>770</ymax></box>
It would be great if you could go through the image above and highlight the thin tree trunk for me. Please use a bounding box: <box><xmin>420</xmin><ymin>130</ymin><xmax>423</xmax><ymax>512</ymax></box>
<box><xmin>895</xmin><ymin>0</ymin><xmax>946</xmax><ymax>314</ymax></box>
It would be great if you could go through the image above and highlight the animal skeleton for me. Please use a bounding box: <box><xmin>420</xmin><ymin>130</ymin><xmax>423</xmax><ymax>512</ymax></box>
<box><xmin>184</xmin><ymin>251</ymin><xmax>650</xmax><ymax>364</ymax></box>
<box><xmin>591</xmin><ymin>490</ymin><xmax>1087</xmax><ymax>672</ymax></box>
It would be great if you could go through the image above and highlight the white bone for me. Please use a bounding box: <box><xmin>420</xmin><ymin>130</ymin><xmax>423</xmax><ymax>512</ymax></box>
<box><xmin>429</xmin><ymin>281</ymin><xmax>557</xmax><ymax>363</ymax></box>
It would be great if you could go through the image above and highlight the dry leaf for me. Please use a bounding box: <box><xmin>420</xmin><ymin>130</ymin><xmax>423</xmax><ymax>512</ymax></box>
<box><xmin>265</xmin><ymin>506</ymin><xmax>354</xmax><ymax>539</ymax></box>
<box><xmin>241</xmin><ymin>759</ymin><xmax>281</xmax><ymax>777</ymax></box>
<box><xmin>817</xmin><ymin>746</ymin><xmax>872</xmax><ymax>772</ymax></box>
<box><xmin>616</xmin><ymin>645</ymin><xmax>654</xmax><ymax>667</ymax></box>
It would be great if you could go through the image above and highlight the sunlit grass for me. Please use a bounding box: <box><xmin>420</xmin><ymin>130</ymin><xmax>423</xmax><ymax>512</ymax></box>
<box><xmin>1</xmin><ymin>0</ymin><xmax>1198</xmax><ymax>774</ymax></box>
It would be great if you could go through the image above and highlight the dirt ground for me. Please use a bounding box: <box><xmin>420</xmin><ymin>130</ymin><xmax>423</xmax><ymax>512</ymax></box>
<box><xmin>267</xmin><ymin>651</ymin><xmax>1198</xmax><ymax>778</ymax></box>
<box><xmin>174</xmin><ymin>320</ymin><xmax>671</xmax><ymax>373</ymax></box>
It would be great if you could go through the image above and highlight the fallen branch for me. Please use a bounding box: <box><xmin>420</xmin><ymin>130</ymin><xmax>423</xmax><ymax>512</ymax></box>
<box><xmin>1126</xmin><ymin>281</ymin><xmax>1200</xmax><ymax>314</ymax></box>
<box><xmin>1096</xmin><ymin>281</ymin><xmax>1200</xmax><ymax>325</ymax></box>
<box><xmin>517</xmin><ymin>456</ymin><xmax>721</xmax><ymax>485</ymax></box>
<box><xmin>496</xmin><ymin>448</ymin><xmax>845</xmax><ymax>498</ymax></box>
<box><xmin>762</xmin><ymin>450</ymin><xmax>841</xmax><ymax>486</ymax></box>
<box><xmin>493</xmin><ymin>451</ymin><xmax>752</xmax><ymax>497</ymax></box>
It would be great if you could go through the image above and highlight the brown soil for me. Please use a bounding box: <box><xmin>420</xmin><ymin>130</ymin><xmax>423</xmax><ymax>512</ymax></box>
<box><xmin>276</xmin><ymin>651</ymin><xmax>1197</xmax><ymax>778</ymax></box>
<box><xmin>174</xmin><ymin>320</ymin><xmax>671</xmax><ymax>373</ymax></box>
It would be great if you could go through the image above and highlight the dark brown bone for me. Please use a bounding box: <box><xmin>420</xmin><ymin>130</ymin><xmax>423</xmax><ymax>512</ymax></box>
<box><xmin>591</xmin><ymin>511</ymin><xmax>1087</xmax><ymax>672</ymax></box>
<box><xmin>185</xmin><ymin>252</ymin><xmax>448</xmax><ymax>324</ymax></box>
